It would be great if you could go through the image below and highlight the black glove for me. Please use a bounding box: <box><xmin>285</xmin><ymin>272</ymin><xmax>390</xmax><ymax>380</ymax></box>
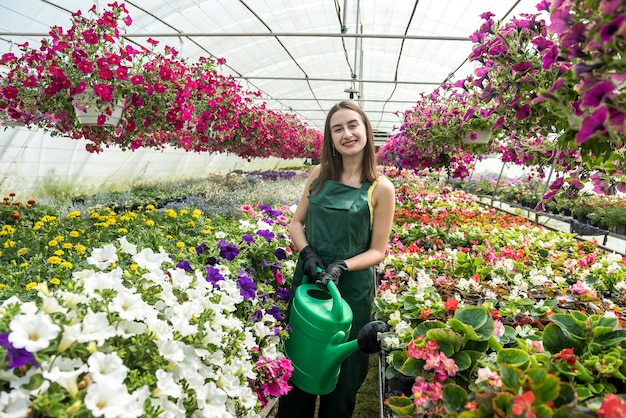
<box><xmin>300</xmin><ymin>246</ymin><xmax>324</xmax><ymax>281</ymax></box>
<box><xmin>316</xmin><ymin>260</ymin><xmax>348</xmax><ymax>288</ymax></box>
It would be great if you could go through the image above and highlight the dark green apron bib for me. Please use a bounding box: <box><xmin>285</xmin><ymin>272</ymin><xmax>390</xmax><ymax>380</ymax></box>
<box><xmin>279</xmin><ymin>180</ymin><xmax>374</xmax><ymax>417</ymax></box>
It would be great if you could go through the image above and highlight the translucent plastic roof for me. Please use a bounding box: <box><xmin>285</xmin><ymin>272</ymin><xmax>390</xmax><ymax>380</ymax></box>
<box><xmin>0</xmin><ymin>0</ymin><xmax>540</xmax><ymax>141</ymax></box>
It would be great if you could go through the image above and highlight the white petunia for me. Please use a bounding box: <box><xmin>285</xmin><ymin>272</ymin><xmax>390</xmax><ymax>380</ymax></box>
<box><xmin>84</xmin><ymin>381</ymin><xmax>129</xmax><ymax>418</ymax></box>
<box><xmin>133</xmin><ymin>247</ymin><xmax>172</xmax><ymax>271</ymax></box>
<box><xmin>110</xmin><ymin>289</ymin><xmax>148</xmax><ymax>321</ymax></box>
<box><xmin>86</xmin><ymin>243</ymin><xmax>119</xmax><ymax>269</ymax></box>
<box><xmin>42</xmin><ymin>356</ymin><xmax>86</xmax><ymax>396</ymax></box>
<box><xmin>155</xmin><ymin>369</ymin><xmax>184</xmax><ymax>399</ymax></box>
<box><xmin>195</xmin><ymin>381</ymin><xmax>228</xmax><ymax>413</ymax></box>
<box><xmin>79</xmin><ymin>311</ymin><xmax>116</xmax><ymax>346</ymax></box>
<box><xmin>88</xmin><ymin>352</ymin><xmax>128</xmax><ymax>384</ymax></box>
<box><xmin>0</xmin><ymin>389</ymin><xmax>31</xmax><ymax>418</ymax></box>
<box><xmin>118</xmin><ymin>236</ymin><xmax>137</xmax><ymax>255</ymax></box>
<box><xmin>9</xmin><ymin>311</ymin><xmax>60</xmax><ymax>352</ymax></box>
<box><xmin>156</xmin><ymin>339</ymin><xmax>186</xmax><ymax>363</ymax></box>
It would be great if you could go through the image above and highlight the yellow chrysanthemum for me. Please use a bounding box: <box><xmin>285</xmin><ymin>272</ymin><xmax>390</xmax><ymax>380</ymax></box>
<box><xmin>180</xmin><ymin>209</ymin><xmax>188</xmax><ymax>215</ymax></box>
<box><xmin>74</xmin><ymin>244</ymin><xmax>87</xmax><ymax>255</ymax></box>
<box><xmin>54</xmin><ymin>249</ymin><xmax>64</xmax><ymax>256</ymax></box>
<box><xmin>33</xmin><ymin>222</ymin><xmax>43</xmax><ymax>231</ymax></box>
<box><xmin>63</xmin><ymin>243</ymin><xmax>73</xmax><ymax>249</ymax></box>
<box><xmin>25</xmin><ymin>282</ymin><xmax>37</xmax><ymax>290</ymax></box>
<box><xmin>118</xmin><ymin>228</ymin><xmax>128</xmax><ymax>234</ymax></box>
<box><xmin>20</xmin><ymin>262</ymin><xmax>28</xmax><ymax>268</ymax></box>
<box><xmin>145</xmin><ymin>204</ymin><xmax>156</xmax><ymax>211</ymax></box>
<box><xmin>130</xmin><ymin>263</ymin><xmax>139</xmax><ymax>271</ymax></box>
<box><xmin>50</xmin><ymin>278</ymin><xmax>60</xmax><ymax>285</ymax></box>
<box><xmin>0</xmin><ymin>284</ymin><xmax>5</xmax><ymax>289</ymax></box>
<box><xmin>17</xmin><ymin>247</ymin><xmax>28</xmax><ymax>256</ymax></box>
<box><xmin>69</xmin><ymin>230</ymin><xmax>80</xmax><ymax>238</ymax></box>
<box><xmin>4</xmin><ymin>240</ymin><xmax>15</xmax><ymax>248</ymax></box>
<box><xmin>48</xmin><ymin>239</ymin><xmax>58</xmax><ymax>247</ymax></box>
<box><xmin>47</xmin><ymin>256</ymin><xmax>61</xmax><ymax>264</ymax></box>
<box><xmin>60</xmin><ymin>261</ymin><xmax>73</xmax><ymax>269</ymax></box>
<box><xmin>176</xmin><ymin>241</ymin><xmax>185</xmax><ymax>248</ymax></box>
<box><xmin>67</xmin><ymin>211</ymin><xmax>81</xmax><ymax>219</ymax></box>
<box><xmin>55</xmin><ymin>235</ymin><xmax>64</xmax><ymax>242</ymax></box>
<box><xmin>188</xmin><ymin>221</ymin><xmax>196</xmax><ymax>227</ymax></box>
<box><xmin>192</xmin><ymin>209</ymin><xmax>201</xmax><ymax>218</ymax></box>
<box><xmin>165</xmin><ymin>209</ymin><xmax>177</xmax><ymax>218</ymax></box>
<box><xmin>145</xmin><ymin>220</ymin><xmax>155</xmax><ymax>227</ymax></box>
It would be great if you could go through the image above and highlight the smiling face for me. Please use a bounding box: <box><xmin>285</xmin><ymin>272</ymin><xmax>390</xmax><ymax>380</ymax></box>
<box><xmin>329</xmin><ymin>108</ymin><xmax>367</xmax><ymax>157</ymax></box>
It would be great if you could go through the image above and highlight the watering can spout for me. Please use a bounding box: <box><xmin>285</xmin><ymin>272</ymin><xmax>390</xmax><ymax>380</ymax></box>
<box><xmin>325</xmin><ymin>320</ymin><xmax>391</xmax><ymax>370</ymax></box>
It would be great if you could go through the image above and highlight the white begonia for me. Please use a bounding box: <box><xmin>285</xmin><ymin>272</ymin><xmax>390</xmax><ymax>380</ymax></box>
<box><xmin>614</xmin><ymin>280</ymin><xmax>626</xmax><ymax>292</ymax></box>
<box><xmin>117</xmin><ymin>236</ymin><xmax>137</xmax><ymax>255</ymax></box>
<box><xmin>88</xmin><ymin>352</ymin><xmax>128</xmax><ymax>383</ymax></box>
<box><xmin>382</xmin><ymin>336</ymin><xmax>400</xmax><ymax>349</ymax></box>
<box><xmin>9</xmin><ymin>311</ymin><xmax>60</xmax><ymax>352</ymax></box>
<box><xmin>41</xmin><ymin>357</ymin><xmax>86</xmax><ymax>397</ymax></box>
<box><xmin>380</xmin><ymin>289</ymin><xmax>398</xmax><ymax>303</ymax></box>
<box><xmin>86</xmin><ymin>243</ymin><xmax>119</xmax><ymax>270</ymax></box>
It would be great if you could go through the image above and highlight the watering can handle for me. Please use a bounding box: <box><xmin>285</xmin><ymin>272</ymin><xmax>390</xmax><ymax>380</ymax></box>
<box><xmin>301</xmin><ymin>267</ymin><xmax>344</xmax><ymax>322</ymax></box>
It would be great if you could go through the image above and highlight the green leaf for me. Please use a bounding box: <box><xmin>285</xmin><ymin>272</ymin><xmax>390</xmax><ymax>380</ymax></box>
<box><xmin>553</xmin><ymin>382</ymin><xmax>578</xmax><ymax>409</ymax></box>
<box><xmin>442</xmin><ymin>384</ymin><xmax>468</xmax><ymax>413</ymax></box>
<box><xmin>448</xmin><ymin>318</ymin><xmax>479</xmax><ymax>340</ymax></box>
<box><xmin>542</xmin><ymin>323</ymin><xmax>583</xmax><ymax>355</ymax></box>
<box><xmin>23</xmin><ymin>373</ymin><xmax>45</xmax><ymax>391</ymax></box>
<box><xmin>399</xmin><ymin>357</ymin><xmax>424</xmax><ymax>377</ymax></box>
<box><xmin>426</xmin><ymin>328</ymin><xmax>464</xmax><ymax>356</ymax></box>
<box><xmin>384</xmin><ymin>396</ymin><xmax>416</xmax><ymax>417</ymax></box>
<box><xmin>534</xmin><ymin>404</ymin><xmax>554</xmax><ymax>418</ymax></box>
<box><xmin>594</xmin><ymin>329</ymin><xmax>626</xmax><ymax>347</ymax></box>
<box><xmin>549</xmin><ymin>313</ymin><xmax>585</xmax><ymax>338</ymax></box>
<box><xmin>454</xmin><ymin>306</ymin><xmax>489</xmax><ymax>329</ymax></box>
<box><xmin>497</xmin><ymin>348</ymin><xmax>530</xmax><ymax>369</ymax></box>
<box><xmin>499</xmin><ymin>363</ymin><xmax>521</xmax><ymax>391</ymax></box>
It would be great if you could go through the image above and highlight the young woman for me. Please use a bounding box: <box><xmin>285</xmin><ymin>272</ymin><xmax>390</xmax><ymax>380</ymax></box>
<box><xmin>276</xmin><ymin>101</ymin><xmax>396</xmax><ymax>417</ymax></box>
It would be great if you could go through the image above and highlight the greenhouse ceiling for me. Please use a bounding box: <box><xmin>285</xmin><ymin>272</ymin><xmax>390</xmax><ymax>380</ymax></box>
<box><xmin>0</xmin><ymin>0</ymin><xmax>541</xmax><ymax>143</ymax></box>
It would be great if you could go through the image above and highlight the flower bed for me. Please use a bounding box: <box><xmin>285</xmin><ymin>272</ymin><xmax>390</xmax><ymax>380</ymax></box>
<box><xmin>374</xmin><ymin>170</ymin><xmax>626</xmax><ymax>417</ymax></box>
<box><xmin>0</xmin><ymin>173</ymin><xmax>304</xmax><ymax>417</ymax></box>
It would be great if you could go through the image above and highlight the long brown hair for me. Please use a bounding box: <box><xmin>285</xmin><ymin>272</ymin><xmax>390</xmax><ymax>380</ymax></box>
<box><xmin>311</xmin><ymin>101</ymin><xmax>378</xmax><ymax>193</ymax></box>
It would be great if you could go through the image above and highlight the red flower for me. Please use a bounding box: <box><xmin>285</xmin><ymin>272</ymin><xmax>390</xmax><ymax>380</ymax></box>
<box><xmin>598</xmin><ymin>394</ymin><xmax>626</xmax><ymax>418</ymax></box>
<box><xmin>553</xmin><ymin>348</ymin><xmax>577</xmax><ymax>365</ymax></box>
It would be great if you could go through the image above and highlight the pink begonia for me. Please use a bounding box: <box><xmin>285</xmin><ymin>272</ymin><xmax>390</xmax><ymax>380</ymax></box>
<box><xmin>572</xmin><ymin>280</ymin><xmax>596</xmax><ymax>296</ymax></box>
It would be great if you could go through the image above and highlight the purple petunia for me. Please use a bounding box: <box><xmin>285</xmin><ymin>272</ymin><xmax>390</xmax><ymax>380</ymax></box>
<box><xmin>205</xmin><ymin>266</ymin><xmax>224</xmax><ymax>287</ymax></box>
<box><xmin>256</xmin><ymin>229</ymin><xmax>275</xmax><ymax>243</ymax></box>
<box><xmin>176</xmin><ymin>260</ymin><xmax>193</xmax><ymax>272</ymax></box>
<box><xmin>0</xmin><ymin>332</ymin><xmax>37</xmax><ymax>369</ymax></box>
<box><xmin>274</xmin><ymin>248</ymin><xmax>287</xmax><ymax>261</ymax></box>
<box><xmin>237</xmin><ymin>270</ymin><xmax>257</xmax><ymax>299</ymax></box>
<box><xmin>218</xmin><ymin>240</ymin><xmax>240</xmax><ymax>261</ymax></box>
<box><xmin>240</xmin><ymin>234</ymin><xmax>255</xmax><ymax>245</ymax></box>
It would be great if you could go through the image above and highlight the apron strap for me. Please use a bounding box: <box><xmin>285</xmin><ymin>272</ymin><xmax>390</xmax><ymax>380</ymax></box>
<box><xmin>367</xmin><ymin>178</ymin><xmax>378</xmax><ymax>229</ymax></box>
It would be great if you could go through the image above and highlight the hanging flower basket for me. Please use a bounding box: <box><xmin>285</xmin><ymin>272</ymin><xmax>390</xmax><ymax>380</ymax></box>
<box><xmin>461</xmin><ymin>129</ymin><xmax>491</xmax><ymax>145</ymax></box>
<box><xmin>72</xmin><ymin>93</ymin><xmax>124</xmax><ymax>126</ymax></box>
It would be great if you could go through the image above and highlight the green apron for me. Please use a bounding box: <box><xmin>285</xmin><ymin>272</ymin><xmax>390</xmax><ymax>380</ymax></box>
<box><xmin>278</xmin><ymin>179</ymin><xmax>374</xmax><ymax>418</ymax></box>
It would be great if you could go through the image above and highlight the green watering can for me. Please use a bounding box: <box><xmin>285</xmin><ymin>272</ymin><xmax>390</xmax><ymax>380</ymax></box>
<box><xmin>283</xmin><ymin>272</ymin><xmax>389</xmax><ymax>395</ymax></box>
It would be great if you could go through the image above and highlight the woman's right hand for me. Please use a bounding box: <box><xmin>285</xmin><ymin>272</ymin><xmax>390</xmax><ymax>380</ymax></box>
<box><xmin>300</xmin><ymin>246</ymin><xmax>324</xmax><ymax>280</ymax></box>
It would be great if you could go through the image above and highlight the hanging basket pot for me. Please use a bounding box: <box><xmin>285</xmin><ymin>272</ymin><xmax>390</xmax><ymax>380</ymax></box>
<box><xmin>72</xmin><ymin>93</ymin><xmax>124</xmax><ymax>126</ymax></box>
<box><xmin>462</xmin><ymin>129</ymin><xmax>491</xmax><ymax>145</ymax></box>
